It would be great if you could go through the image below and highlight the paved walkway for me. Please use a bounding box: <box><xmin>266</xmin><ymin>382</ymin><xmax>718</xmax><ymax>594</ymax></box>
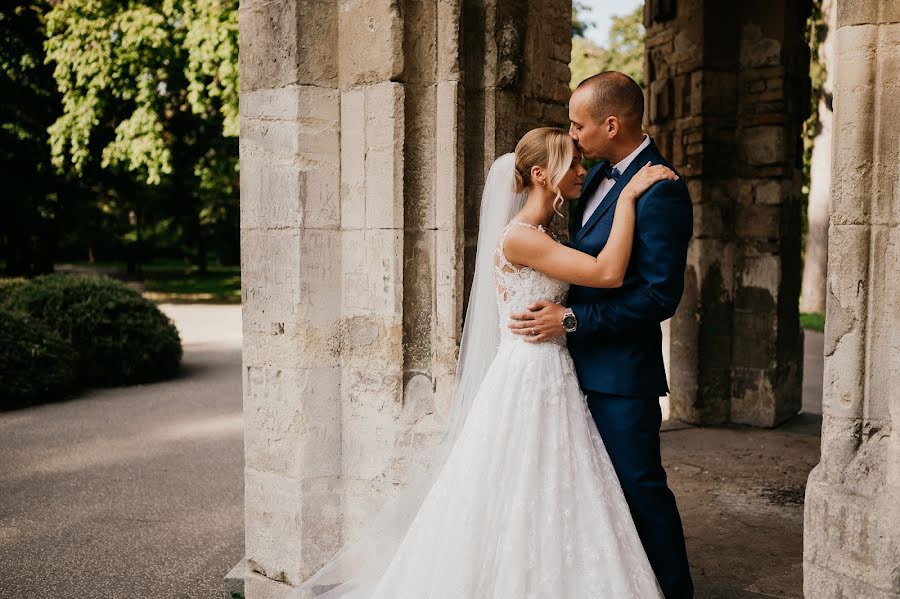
<box><xmin>0</xmin><ymin>302</ymin><xmax>823</xmax><ymax>599</ymax></box>
<box><xmin>0</xmin><ymin>304</ymin><xmax>243</xmax><ymax>599</ymax></box>
<box><xmin>669</xmin><ymin>330</ymin><xmax>824</xmax><ymax>599</ymax></box>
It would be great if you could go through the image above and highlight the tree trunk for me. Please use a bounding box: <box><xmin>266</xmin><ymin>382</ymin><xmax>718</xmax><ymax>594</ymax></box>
<box><xmin>800</xmin><ymin>0</ymin><xmax>834</xmax><ymax>314</ymax></box>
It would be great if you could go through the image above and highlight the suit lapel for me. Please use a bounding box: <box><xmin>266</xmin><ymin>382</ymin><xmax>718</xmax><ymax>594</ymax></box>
<box><xmin>574</xmin><ymin>142</ymin><xmax>659</xmax><ymax>246</ymax></box>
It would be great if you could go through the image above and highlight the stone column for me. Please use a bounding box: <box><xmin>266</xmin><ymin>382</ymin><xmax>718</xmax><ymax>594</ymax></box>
<box><xmin>238</xmin><ymin>1</ymin><xmax>342</xmax><ymax>596</ymax></box>
<box><xmin>803</xmin><ymin>2</ymin><xmax>900</xmax><ymax>596</ymax></box>
<box><xmin>644</xmin><ymin>0</ymin><xmax>809</xmax><ymax>427</ymax></box>
<box><xmin>236</xmin><ymin>1</ymin><xmax>571</xmax><ymax>597</ymax></box>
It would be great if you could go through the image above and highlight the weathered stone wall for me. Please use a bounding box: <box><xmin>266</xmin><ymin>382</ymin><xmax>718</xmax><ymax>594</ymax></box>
<box><xmin>237</xmin><ymin>1</ymin><xmax>571</xmax><ymax>596</ymax></box>
<box><xmin>462</xmin><ymin>0</ymin><xmax>572</xmax><ymax>294</ymax></box>
<box><xmin>645</xmin><ymin>0</ymin><xmax>809</xmax><ymax>427</ymax></box>
<box><xmin>803</xmin><ymin>2</ymin><xmax>900</xmax><ymax>596</ymax></box>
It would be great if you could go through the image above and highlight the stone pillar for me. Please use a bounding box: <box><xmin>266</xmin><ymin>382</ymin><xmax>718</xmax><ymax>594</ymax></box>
<box><xmin>803</xmin><ymin>2</ymin><xmax>900</xmax><ymax>596</ymax></box>
<box><xmin>238</xmin><ymin>1</ymin><xmax>342</xmax><ymax>596</ymax></box>
<box><xmin>236</xmin><ymin>1</ymin><xmax>571</xmax><ymax>596</ymax></box>
<box><xmin>645</xmin><ymin>0</ymin><xmax>809</xmax><ymax>427</ymax></box>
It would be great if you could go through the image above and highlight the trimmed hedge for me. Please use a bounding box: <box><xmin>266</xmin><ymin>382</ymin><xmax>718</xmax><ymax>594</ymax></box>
<box><xmin>0</xmin><ymin>277</ymin><xmax>26</xmax><ymax>304</ymax></box>
<box><xmin>0</xmin><ymin>307</ymin><xmax>79</xmax><ymax>410</ymax></box>
<box><xmin>2</xmin><ymin>273</ymin><xmax>182</xmax><ymax>387</ymax></box>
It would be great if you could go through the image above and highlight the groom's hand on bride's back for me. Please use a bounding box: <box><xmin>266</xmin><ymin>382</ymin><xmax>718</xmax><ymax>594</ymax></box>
<box><xmin>508</xmin><ymin>300</ymin><xmax>565</xmax><ymax>343</ymax></box>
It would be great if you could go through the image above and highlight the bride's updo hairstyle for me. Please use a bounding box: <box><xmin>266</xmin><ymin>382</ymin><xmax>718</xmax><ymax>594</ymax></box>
<box><xmin>513</xmin><ymin>127</ymin><xmax>574</xmax><ymax>214</ymax></box>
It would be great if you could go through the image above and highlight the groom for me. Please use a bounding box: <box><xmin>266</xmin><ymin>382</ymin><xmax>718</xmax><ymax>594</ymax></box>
<box><xmin>509</xmin><ymin>71</ymin><xmax>694</xmax><ymax>598</ymax></box>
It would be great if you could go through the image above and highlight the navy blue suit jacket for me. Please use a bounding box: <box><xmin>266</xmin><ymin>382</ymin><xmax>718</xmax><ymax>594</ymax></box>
<box><xmin>566</xmin><ymin>140</ymin><xmax>693</xmax><ymax>398</ymax></box>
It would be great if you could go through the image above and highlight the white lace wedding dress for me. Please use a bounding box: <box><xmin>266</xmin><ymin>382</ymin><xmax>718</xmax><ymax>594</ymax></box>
<box><xmin>314</xmin><ymin>221</ymin><xmax>663</xmax><ymax>598</ymax></box>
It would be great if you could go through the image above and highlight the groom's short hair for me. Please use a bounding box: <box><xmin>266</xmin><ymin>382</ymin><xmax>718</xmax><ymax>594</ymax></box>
<box><xmin>576</xmin><ymin>71</ymin><xmax>644</xmax><ymax>131</ymax></box>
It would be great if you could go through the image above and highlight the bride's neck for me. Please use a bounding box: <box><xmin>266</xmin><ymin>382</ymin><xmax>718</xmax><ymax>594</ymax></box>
<box><xmin>518</xmin><ymin>190</ymin><xmax>556</xmax><ymax>228</ymax></box>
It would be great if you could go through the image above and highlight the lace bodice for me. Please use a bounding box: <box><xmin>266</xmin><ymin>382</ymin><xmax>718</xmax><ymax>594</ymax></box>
<box><xmin>494</xmin><ymin>221</ymin><xmax>570</xmax><ymax>346</ymax></box>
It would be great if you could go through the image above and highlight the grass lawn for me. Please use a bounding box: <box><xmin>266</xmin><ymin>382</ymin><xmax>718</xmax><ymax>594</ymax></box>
<box><xmin>56</xmin><ymin>260</ymin><xmax>241</xmax><ymax>303</ymax></box>
<box><xmin>800</xmin><ymin>312</ymin><xmax>825</xmax><ymax>332</ymax></box>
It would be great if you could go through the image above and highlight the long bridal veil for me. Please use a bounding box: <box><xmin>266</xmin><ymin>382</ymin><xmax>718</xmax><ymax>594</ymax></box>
<box><xmin>289</xmin><ymin>153</ymin><xmax>525</xmax><ymax>598</ymax></box>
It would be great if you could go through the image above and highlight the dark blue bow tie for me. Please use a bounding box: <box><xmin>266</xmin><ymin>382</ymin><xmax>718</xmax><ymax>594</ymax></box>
<box><xmin>600</xmin><ymin>162</ymin><xmax>621</xmax><ymax>181</ymax></box>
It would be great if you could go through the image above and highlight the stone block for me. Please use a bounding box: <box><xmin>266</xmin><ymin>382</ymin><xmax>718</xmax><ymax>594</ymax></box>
<box><xmin>402</xmin><ymin>230</ymin><xmax>435</xmax><ymax>373</ymax></box>
<box><xmin>804</xmin><ymin>477</ymin><xmax>899</xmax><ymax>595</ymax></box>
<box><xmin>737</xmin><ymin>253</ymin><xmax>780</xmax><ymax>296</ymax></box>
<box><xmin>834</xmin><ymin>25</ymin><xmax>877</xmax><ymax>91</ymax></box>
<box><xmin>224</xmin><ymin>559</ymin><xmax>247</xmax><ymax>599</ymax></box>
<box><xmin>338</xmin><ymin>0</ymin><xmax>403</xmax><ymax>89</ymax></box>
<box><xmin>402</xmin><ymin>0</ymin><xmax>437</xmax><ymax>84</ymax></box>
<box><xmin>241</xmin><ymin>227</ymin><xmax>301</xmax><ymax>324</ymax></box>
<box><xmin>244</xmin><ymin>470</ymin><xmax>342</xmax><ymax>586</ymax></box>
<box><xmin>434</xmin><ymin>227</ymin><xmax>463</xmax><ymax>353</ymax></box>
<box><xmin>740</xmin><ymin>23</ymin><xmax>783</xmax><ymax>68</ymax></box>
<box><xmin>241</xmin><ymin>326</ymin><xmax>338</xmax><ymax>371</ymax></box>
<box><xmin>404</xmin><ymin>83</ymin><xmax>437</xmax><ymax>230</ymax></box>
<box><xmin>341</xmin><ymin>229</ymin><xmax>403</xmax><ymax>317</ymax></box>
<box><xmin>837</xmin><ymin>0</ymin><xmax>900</xmax><ymax>28</ymax></box>
<box><xmin>364</xmin><ymin>83</ymin><xmax>405</xmax><ymax>230</ymax></box>
<box><xmin>244</xmin><ymin>570</ymin><xmax>291</xmax><ymax>599</ymax></box>
<box><xmin>239</xmin><ymin>0</ymin><xmax>337</xmax><ymax>93</ymax></box>
<box><xmin>872</xmin><ymin>27</ymin><xmax>900</xmax><ymax>225</ymax></box>
<box><xmin>830</xmin><ymin>27</ymin><xmax>877</xmax><ymax>227</ymax></box>
<box><xmin>241</xmin><ymin>119</ymin><xmax>339</xmax><ymax>167</ymax></box>
<box><xmin>240</xmin><ymin>158</ymin><xmax>304</xmax><ymax>230</ymax></box>
<box><xmin>243</xmin><ymin>366</ymin><xmax>341</xmax><ymax>479</ymax></box>
<box><xmin>301</xmin><ymin>165</ymin><xmax>341</xmax><ymax>230</ymax></box>
<box><xmin>240</xmin><ymin>227</ymin><xmax>341</xmax><ymax>349</ymax></box>
<box><xmin>817</xmin><ymin>414</ymin><xmax>863</xmax><ymax>477</ymax></box>
<box><xmin>437</xmin><ymin>0</ymin><xmax>462</xmax><ymax>80</ymax></box>
<box><xmin>435</xmin><ymin>80</ymin><xmax>463</xmax><ymax>230</ymax></box>
<box><xmin>740</xmin><ymin>126</ymin><xmax>786</xmax><ymax>166</ymax></box>
<box><xmin>735</xmin><ymin>204</ymin><xmax>780</xmax><ymax>239</ymax></box>
<box><xmin>822</xmin><ymin>225</ymin><xmax>869</xmax><ymax>420</ymax></box>
<box><xmin>754</xmin><ymin>179</ymin><xmax>784</xmax><ymax>205</ymax></box>
<box><xmin>240</xmin><ymin>85</ymin><xmax>340</xmax><ymax>125</ymax></box>
<box><xmin>864</xmin><ymin>226</ymin><xmax>900</xmax><ymax>420</ymax></box>
<box><xmin>341</xmin><ymin>88</ymin><xmax>366</xmax><ymax>230</ymax></box>
<box><xmin>730</xmin><ymin>369</ymin><xmax>779</xmax><ymax>427</ymax></box>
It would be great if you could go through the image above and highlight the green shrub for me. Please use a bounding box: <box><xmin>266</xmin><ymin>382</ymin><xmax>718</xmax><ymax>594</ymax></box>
<box><xmin>0</xmin><ymin>307</ymin><xmax>79</xmax><ymax>410</ymax></box>
<box><xmin>2</xmin><ymin>273</ymin><xmax>182</xmax><ymax>386</ymax></box>
<box><xmin>0</xmin><ymin>277</ymin><xmax>27</xmax><ymax>304</ymax></box>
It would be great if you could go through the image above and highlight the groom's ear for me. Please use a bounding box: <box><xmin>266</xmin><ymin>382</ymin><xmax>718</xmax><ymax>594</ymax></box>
<box><xmin>605</xmin><ymin>116</ymin><xmax>620</xmax><ymax>138</ymax></box>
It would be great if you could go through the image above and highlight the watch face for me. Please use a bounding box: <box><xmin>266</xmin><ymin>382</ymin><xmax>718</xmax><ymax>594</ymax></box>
<box><xmin>563</xmin><ymin>315</ymin><xmax>576</xmax><ymax>331</ymax></box>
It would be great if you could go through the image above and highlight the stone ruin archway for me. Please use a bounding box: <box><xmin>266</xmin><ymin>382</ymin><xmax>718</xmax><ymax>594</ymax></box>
<box><xmin>235</xmin><ymin>1</ymin><xmax>898</xmax><ymax>596</ymax></box>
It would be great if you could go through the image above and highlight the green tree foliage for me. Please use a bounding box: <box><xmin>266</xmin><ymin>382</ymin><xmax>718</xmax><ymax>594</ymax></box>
<box><xmin>803</xmin><ymin>1</ymin><xmax>827</xmax><ymax>196</ymax></box>
<box><xmin>44</xmin><ymin>0</ymin><xmax>239</xmax><ymax>271</ymax></box>
<box><xmin>571</xmin><ymin>1</ymin><xmax>595</xmax><ymax>38</ymax></box>
<box><xmin>0</xmin><ymin>2</ymin><xmax>64</xmax><ymax>276</ymax></box>
<box><xmin>570</xmin><ymin>5</ymin><xmax>645</xmax><ymax>89</ymax></box>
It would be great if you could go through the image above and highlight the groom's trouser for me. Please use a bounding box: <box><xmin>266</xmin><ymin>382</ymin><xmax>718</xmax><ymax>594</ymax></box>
<box><xmin>586</xmin><ymin>392</ymin><xmax>693</xmax><ymax>599</ymax></box>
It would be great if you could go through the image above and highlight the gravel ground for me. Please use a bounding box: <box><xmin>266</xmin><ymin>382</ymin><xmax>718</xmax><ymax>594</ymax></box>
<box><xmin>0</xmin><ymin>304</ymin><xmax>243</xmax><ymax>599</ymax></box>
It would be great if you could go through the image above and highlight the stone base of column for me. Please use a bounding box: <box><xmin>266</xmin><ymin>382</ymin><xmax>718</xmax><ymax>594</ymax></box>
<box><xmin>804</xmin><ymin>469</ymin><xmax>900</xmax><ymax>598</ymax></box>
<box><xmin>223</xmin><ymin>558</ymin><xmax>246</xmax><ymax>598</ymax></box>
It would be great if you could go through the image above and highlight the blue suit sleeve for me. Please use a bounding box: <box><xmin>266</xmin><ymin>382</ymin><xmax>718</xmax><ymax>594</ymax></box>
<box><xmin>569</xmin><ymin>180</ymin><xmax>693</xmax><ymax>338</ymax></box>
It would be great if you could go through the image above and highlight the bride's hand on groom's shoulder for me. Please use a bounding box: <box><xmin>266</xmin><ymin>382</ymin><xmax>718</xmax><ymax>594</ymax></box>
<box><xmin>508</xmin><ymin>300</ymin><xmax>565</xmax><ymax>343</ymax></box>
<box><xmin>621</xmin><ymin>161</ymin><xmax>679</xmax><ymax>202</ymax></box>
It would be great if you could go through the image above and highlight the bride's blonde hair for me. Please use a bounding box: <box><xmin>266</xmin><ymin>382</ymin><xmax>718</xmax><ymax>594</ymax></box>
<box><xmin>513</xmin><ymin>127</ymin><xmax>574</xmax><ymax>215</ymax></box>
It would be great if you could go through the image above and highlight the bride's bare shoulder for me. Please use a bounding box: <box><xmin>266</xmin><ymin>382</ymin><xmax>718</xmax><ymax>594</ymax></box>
<box><xmin>502</xmin><ymin>223</ymin><xmax>556</xmax><ymax>264</ymax></box>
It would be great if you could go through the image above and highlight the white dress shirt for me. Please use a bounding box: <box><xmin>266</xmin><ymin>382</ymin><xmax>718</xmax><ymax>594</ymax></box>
<box><xmin>581</xmin><ymin>134</ymin><xmax>652</xmax><ymax>226</ymax></box>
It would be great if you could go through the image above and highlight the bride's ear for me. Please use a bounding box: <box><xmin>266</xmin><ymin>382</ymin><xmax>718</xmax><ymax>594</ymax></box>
<box><xmin>530</xmin><ymin>165</ymin><xmax>546</xmax><ymax>187</ymax></box>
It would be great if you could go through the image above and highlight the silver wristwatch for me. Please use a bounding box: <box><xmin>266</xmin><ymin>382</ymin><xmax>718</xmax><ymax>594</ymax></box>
<box><xmin>562</xmin><ymin>307</ymin><xmax>577</xmax><ymax>333</ymax></box>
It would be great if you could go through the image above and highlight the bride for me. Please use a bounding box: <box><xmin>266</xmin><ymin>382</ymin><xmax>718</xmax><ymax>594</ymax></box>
<box><xmin>290</xmin><ymin>127</ymin><xmax>678</xmax><ymax>599</ymax></box>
